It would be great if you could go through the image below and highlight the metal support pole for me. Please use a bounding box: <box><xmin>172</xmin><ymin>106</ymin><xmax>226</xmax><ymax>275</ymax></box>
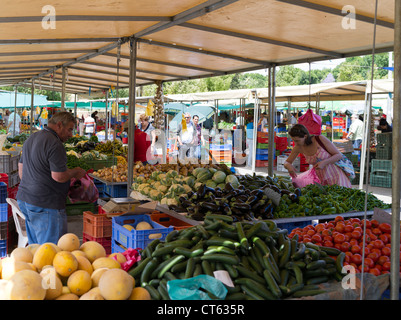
<box><xmin>105</xmin><ymin>90</ymin><xmax>109</xmax><ymax>141</ymax></box>
<box><xmin>268</xmin><ymin>65</ymin><xmax>276</xmax><ymax>177</ymax></box>
<box><xmin>127</xmin><ymin>38</ymin><xmax>138</xmax><ymax>189</ymax></box>
<box><xmin>30</xmin><ymin>80</ymin><xmax>34</xmax><ymax>135</ymax></box>
<box><xmin>61</xmin><ymin>67</ymin><xmax>66</xmax><ymax>111</ymax></box>
<box><xmin>251</xmin><ymin>90</ymin><xmax>259</xmax><ymax>173</ymax></box>
<box><xmin>73</xmin><ymin>93</ymin><xmax>77</xmax><ymax>135</ymax></box>
<box><xmin>390</xmin><ymin>0</ymin><xmax>401</xmax><ymax>300</ymax></box>
<box><xmin>13</xmin><ymin>86</ymin><xmax>17</xmax><ymax>136</ymax></box>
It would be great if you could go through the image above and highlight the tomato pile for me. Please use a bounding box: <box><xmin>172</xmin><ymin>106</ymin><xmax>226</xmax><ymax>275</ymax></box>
<box><xmin>288</xmin><ymin>216</ymin><xmax>395</xmax><ymax>276</ymax></box>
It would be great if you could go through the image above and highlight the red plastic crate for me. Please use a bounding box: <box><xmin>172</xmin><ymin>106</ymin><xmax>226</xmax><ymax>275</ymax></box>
<box><xmin>255</xmin><ymin>160</ymin><xmax>269</xmax><ymax>167</ymax></box>
<box><xmin>82</xmin><ymin>232</ymin><xmax>111</xmax><ymax>254</ymax></box>
<box><xmin>83</xmin><ymin>211</ymin><xmax>112</xmax><ymax>238</ymax></box>
<box><xmin>7</xmin><ymin>185</ymin><xmax>18</xmax><ymax>199</ymax></box>
<box><xmin>150</xmin><ymin>213</ymin><xmax>193</xmax><ymax>230</ymax></box>
<box><xmin>257</xmin><ymin>137</ymin><xmax>268</xmax><ymax>144</ymax></box>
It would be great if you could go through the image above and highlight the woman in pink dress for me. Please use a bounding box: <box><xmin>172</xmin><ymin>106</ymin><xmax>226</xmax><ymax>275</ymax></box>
<box><xmin>283</xmin><ymin>124</ymin><xmax>351</xmax><ymax>187</ymax></box>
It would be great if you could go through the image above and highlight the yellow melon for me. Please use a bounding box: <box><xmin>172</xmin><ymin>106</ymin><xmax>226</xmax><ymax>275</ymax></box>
<box><xmin>57</xmin><ymin>233</ymin><xmax>81</xmax><ymax>252</ymax></box>
<box><xmin>1</xmin><ymin>258</ymin><xmax>34</xmax><ymax>280</ymax></box>
<box><xmin>136</xmin><ymin>221</ymin><xmax>152</xmax><ymax>230</ymax></box>
<box><xmin>32</xmin><ymin>243</ymin><xmax>57</xmax><ymax>271</ymax></box>
<box><xmin>40</xmin><ymin>267</ymin><xmax>63</xmax><ymax>300</ymax></box>
<box><xmin>10</xmin><ymin>247</ymin><xmax>33</xmax><ymax>263</ymax></box>
<box><xmin>128</xmin><ymin>286</ymin><xmax>152</xmax><ymax>300</ymax></box>
<box><xmin>0</xmin><ymin>279</ymin><xmax>8</xmax><ymax>300</ymax></box>
<box><xmin>79</xmin><ymin>287</ymin><xmax>104</xmax><ymax>300</ymax></box>
<box><xmin>92</xmin><ymin>257</ymin><xmax>121</xmax><ymax>270</ymax></box>
<box><xmin>98</xmin><ymin>268</ymin><xmax>134</xmax><ymax>300</ymax></box>
<box><xmin>79</xmin><ymin>241</ymin><xmax>106</xmax><ymax>263</ymax></box>
<box><xmin>67</xmin><ymin>270</ymin><xmax>92</xmax><ymax>296</ymax></box>
<box><xmin>91</xmin><ymin>268</ymin><xmax>108</xmax><ymax>287</ymax></box>
<box><xmin>55</xmin><ymin>293</ymin><xmax>79</xmax><ymax>300</ymax></box>
<box><xmin>71</xmin><ymin>250</ymin><xmax>88</xmax><ymax>259</ymax></box>
<box><xmin>123</xmin><ymin>224</ymin><xmax>135</xmax><ymax>231</ymax></box>
<box><xmin>53</xmin><ymin>251</ymin><xmax>79</xmax><ymax>277</ymax></box>
<box><xmin>44</xmin><ymin>242</ymin><xmax>61</xmax><ymax>253</ymax></box>
<box><xmin>6</xmin><ymin>269</ymin><xmax>46</xmax><ymax>300</ymax></box>
<box><xmin>61</xmin><ymin>285</ymin><xmax>71</xmax><ymax>294</ymax></box>
<box><xmin>76</xmin><ymin>255</ymin><xmax>94</xmax><ymax>275</ymax></box>
<box><xmin>26</xmin><ymin>243</ymin><xmax>40</xmax><ymax>256</ymax></box>
<box><xmin>109</xmin><ymin>253</ymin><xmax>127</xmax><ymax>265</ymax></box>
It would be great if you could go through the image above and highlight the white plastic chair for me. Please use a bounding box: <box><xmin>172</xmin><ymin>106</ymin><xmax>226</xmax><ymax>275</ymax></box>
<box><xmin>6</xmin><ymin>198</ymin><xmax>28</xmax><ymax>248</ymax></box>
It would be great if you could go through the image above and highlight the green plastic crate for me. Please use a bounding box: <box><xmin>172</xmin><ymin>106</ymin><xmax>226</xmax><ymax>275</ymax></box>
<box><xmin>369</xmin><ymin>171</ymin><xmax>392</xmax><ymax>188</ymax></box>
<box><xmin>257</xmin><ymin>143</ymin><xmax>269</xmax><ymax>149</ymax></box>
<box><xmin>375</xmin><ymin>145</ymin><xmax>392</xmax><ymax>160</ymax></box>
<box><xmin>66</xmin><ymin>202</ymin><xmax>97</xmax><ymax>216</ymax></box>
<box><xmin>371</xmin><ymin>159</ymin><xmax>392</xmax><ymax>174</ymax></box>
<box><xmin>83</xmin><ymin>157</ymin><xmax>117</xmax><ymax>171</ymax></box>
<box><xmin>376</xmin><ymin>132</ymin><xmax>392</xmax><ymax>146</ymax></box>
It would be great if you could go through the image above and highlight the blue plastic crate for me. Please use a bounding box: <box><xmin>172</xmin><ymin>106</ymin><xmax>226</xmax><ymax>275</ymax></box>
<box><xmin>104</xmin><ymin>184</ymin><xmax>128</xmax><ymax>198</ymax></box>
<box><xmin>112</xmin><ymin>214</ymin><xmax>173</xmax><ymax>251</ymax></box>
<box><xmin>0</xmin><ymin>239</ymin><xmax>6</xmax><ymax>257</ymax></box>
<box><xmin>0</xmin><ymin>182</ymin><xmax>6</xmax><ymax>204</ymax></box>
<box><xmin>209</xmin><ymin>143</ymin><xmax>232</xmax><ymax>151</ymax></box>
<box><xmin>0</xmin><ymin>203</ymin><xmax>7</xmax><ymax>222</ymax></box>
<box><xmin>255</xmin><ymin>154</ymin><xmax>269</xmax><ymax>161</ymax></box>
<box><xmin>276</xmin><ymin>220</ymin><xmax>313</xmax><ymax>232</ymax></box>
<box><xmin>93</xmin><ymin>179</ymin><xmax>105</xmax><ymax>193</ymax></box>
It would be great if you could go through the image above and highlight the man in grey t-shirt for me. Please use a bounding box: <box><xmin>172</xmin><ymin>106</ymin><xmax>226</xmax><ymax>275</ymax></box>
<box><xmin>16</xmin><ymin>111</ymin><xmax>86</xmax><ymax>245</ymax></box>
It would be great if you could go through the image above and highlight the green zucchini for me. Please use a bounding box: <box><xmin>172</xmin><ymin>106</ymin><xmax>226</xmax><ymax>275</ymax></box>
<box><xmin>144</xmin><ymin>284</ymin><xmax>161</xmax><ymax>300</ymax></box>
<box><xmin>263</xmin><ymin>269</ymin><xmax>282</xmax><ymax>298</ymax></box>
<box><xmin>200</xmin><ymin>253</ymin><xmax>240</xmax><ymax>265</ymax></box>
<box><xmin>128</xmin><ymin>256</ymin><xmax>151</xmax><ymax>278</ymax></box>
<box><xmin>140</xmin><ymin>257</ymin><xmax>159</xmax><ymax>286</ymax></box>
<box><xmin>158</xmin><ymin>255</ymin><xmax>186</xmax><ymax>279</ymax></box>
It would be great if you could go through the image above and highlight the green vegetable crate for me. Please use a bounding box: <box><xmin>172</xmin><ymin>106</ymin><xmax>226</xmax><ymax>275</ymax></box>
<box><xmin>66</xmin><ymin>201</ymin><xmax>97</xmax><ymax>216</ymax></box>
<box><xmin>83</xmin><ymin>157</ymin><xmax>117</xmax><ymax>171</ymax></box>
<box><xmin>369</xmin><ymin>171</ymin><xmax>392</xmax><ymax>188</ymax></box>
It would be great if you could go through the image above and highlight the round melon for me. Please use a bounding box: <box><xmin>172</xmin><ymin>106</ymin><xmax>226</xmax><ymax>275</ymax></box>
<box><xmin>32</xmin><ymin>243</ymin><xmax>57</xmax><ymax>271</ymax></box>
<box><xmin>71</xmin><ymin>250</ymin><xmax>88</xmax><ymax>259</ymax></box>
<box><xmin>44</xmin><ymin>242</ymin><xmax>61</xmax><ymax>253</ymax></box>
<box><xmin>10</xmin><ymin>247</ymin><xmax>33</xmax><ymax>263</ymax></box>
<box><xmin>79</xmin><ymin>287</ymin><xmax>104</xmax><ymax>300</ymax></box>
<box><xmin>136</xmin><ymin>221</ymin><xmax>152</xmax><ymax>230</ymax></box>
<box><xmin>76</xmin><ymin>255</ymin><xmax>94</xmax><ymax>275</ymax></box>
<box><xmin>26</xmin><ymin>244</ymin><xmax>40</xmax><ymax>256</ymax></box>
<box><xmin>40</xmin><ymin>267</ymin><xmax>63</xmax><ymax>300</ymax></box>
<box><xmin>53</xmin><ymin>251</ymin><xmax>79</xmax><ymax>277</ymax></box>
<box><xmin>6</xmin><ymin>269</ymin><xmax>46</xmax><ymax>300</ymax></box>
<box><xmin>67</xmin><ymin>270</ymin><xmax>92</xmax><ymax>296</ymax></box>
<box><xmin>55</xmin><ymin>293</ymin><xmax>79</xmax><ymax>300</ymax></box>
<box><xmin>91</xmin><ymin>268</ymin><xmax>108</xmax><ymax>287</ymax></box>
<box><xmin>128</xmin><ymin>287</ymin><xmax>151</xmax><ymax>300</ymax></box>
<box><xmin>98</xmin><ymin>268</ymin><xmax>134</xmax><ymax>300</ymax></box>
<box><xmin>123</xmin><ymin>224</ymin><xmax>135</xmax><ymax>231</ymax></box>
<box><xmin>109</xmin><ymin>253</ymin><xmax>127</xmax><ymax>265</ymax></box>
<box><xmin>57</xmin><ymin>233</ymin><xmax>81</xmax><ymax>252</ymax></box>
<box><xmin>1</xmin><ymin>258</ymin><xmax>34</xmax><ymax>280</ymax></box>
<box><xmin>0</xmin><ymin>279</ymin><xmax>9</xmax><ymax>300</ymax></box>
<box><xmin>92</xmin><ymin>257</ymin><xmax>121</xmax><ymax>270</ymax></box>
<box><xmin>79</xmin><ymin>241</ymin><xmax>106</xmax><ymax>263</ymax></box>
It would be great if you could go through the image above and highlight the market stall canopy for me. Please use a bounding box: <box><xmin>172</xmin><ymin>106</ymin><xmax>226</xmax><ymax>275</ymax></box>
<box><xmin>0</xmin><ymin>0</ymin><xmax>395</xmax><ymax>97</ymax></box>
<box><xmin>50</xmin><ymin>100</ymin><xmax>145</xmax><ymax>110</ymax></box>
<box><xmin>0</xmin><ymin>90</ymin><xmax>50</xmax><ymax>108</ymax></box>
<box><xmin>169</xmin><ymin>104</ymin><xmax>214</xmax><ymax>131</ymax></box>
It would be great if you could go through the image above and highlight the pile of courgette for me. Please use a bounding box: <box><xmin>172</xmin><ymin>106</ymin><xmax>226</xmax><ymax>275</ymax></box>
<box><xmin>128</xmin><ymin>214</ymin><xmax>345</xmax><ymax>300</ymax></box>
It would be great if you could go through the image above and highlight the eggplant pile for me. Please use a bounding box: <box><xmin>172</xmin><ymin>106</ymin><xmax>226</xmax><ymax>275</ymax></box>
<box><xmin>171</xmin><ymin>181</ymin><xmax>302</xmax><ymax>222</ymax></box>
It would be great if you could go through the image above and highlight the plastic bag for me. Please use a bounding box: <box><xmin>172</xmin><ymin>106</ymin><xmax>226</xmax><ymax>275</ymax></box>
<box><xmin>291</xmin><ymin>168</ymin><xmax>320</xmax><ymax>188</ymax></box>
<box><xmin>112</xmin><ymin>248</ymin><xmax>141</xmax><ymax>271</ymax></box>
<box><xmin>298</xmin><ymin>109</ymin><xmax>322</xmax><ymax>135</ymax></box>
<box><xmin>167</xmin><ymin>275</ymin><xmax>228</xmax><ymax>300</ymax></box>
<box><xmin>68</xmin><ymin>174</ymin><xmax>99</xmax><ymax>204</ymax></box>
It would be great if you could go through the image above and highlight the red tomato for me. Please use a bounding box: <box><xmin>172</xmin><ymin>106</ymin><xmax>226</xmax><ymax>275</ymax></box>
<box><xmin>377</xmin><ymin>255</ymin><xmax>390</xmax><ymax>266</ymax></box>
<box><xmin>334</xmin><ymin>233</ymin><xmax>346</xmax><ymax>244</ymax></box>
<box><xmin>373</xmin><ymin>240</ymin><xmax>385</xmax><ymax>250</ymax></box>
<box><xmin>382</xmin><ymin>261</ymin><xmax>391</xmax><ymax>271</ymax></box>
<box><xmin>379</xmin><ymin>223</ymin><xmax>391</xmax><ymax>234</ymax></box>
<box><xmin>381</xmin><ymin>246</ymin><xmax>391</xmax><ymax>257</ymax></box>
<box><xmin>358</xmin><ymin>264</ymin><xmax>370</xmax><ymax>273</ymax></box>
<box><xmin>322</xmin><ymin>229</ymin><xmax>332</xmax><ymax>237</ymax></box>
<box><xmin>351</xmin><ymin>245</ymin><xmax>361</xmax><ymax>254</ymax></box>
<box><xmin>334</xmin><ymin>243</ymin><xmax>342</xmax><ymax>250</ymax></box>
<box><xmin>335</xmin><ymin>223</ymin><xmax>345</xmax><ymax>233</ymax></box>
<box><xmin>311</xmin><ymin>234</ymin><xmax>322</xmax><ymax>243</ymax></box>
<box><xmin>344</xmin><ymin>224</ymin><xmax>354</xmax><ymax>233</ymax></box>
<box><xmin>369</xmin><ymin>268</ymin><xmax>381</xmax><ymax>276</ymax></box>
<box><xmin>367</xmin><ymin>252</ymin><xmax>379</xmax><ymax>263</ymax></box>
<box><xmin>351</xmin><ymin>253</ymin><xmax>362</xmax><ymax>265</ymax></box>
<box><xmin>379</xmin><ymin>234</ymin><xmax>389</xmax><ymax>244</ymax></box>
<box><xmin>340</xmin><ymin>242</ymin><xmax>351</xmax><ymax>252</ymax></box>
<box><xmin>306</xmin><ymin>229</ymin><xmax>316</xmax><ymax>236</ymax></box>
<box><xmin>334</xmin><ymin>215</ymin><xmax>344</xmax><ymax>223</ymax></box>
<box><xmin>372</xmin><ymin>228</ymin><xmax>382</xmax><ymax>236</ymax></box>
<box><xmin>370</xmin><ymin>219</ymin><xmax>380</xmax><ymax>228</ymax></box>
<box><xmin>349</xmin><ymin>238</ymin><xmax>359</xmax><ymax>246</ymax></box>
<box><xmin>351</xmin><ymin>230</ymin><xmax>361</xmax><ymax>240</ymax></box>
<box><xmin>323</xmin><ymin>240</ymin><xmax>334</xmax><ymax>247</ymax></box>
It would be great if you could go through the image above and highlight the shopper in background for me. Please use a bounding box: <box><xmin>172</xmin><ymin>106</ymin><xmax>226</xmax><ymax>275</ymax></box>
<box><xmin>377</xmin><ymin>118</ymin><xmax>392</xmax><ymax>133</ymax></box>
<box><xmin>84</xmin><ymin>112</ymin><xmax>95</xmax><ymax>137</ymax></box>
<box><xmin>138</xmin><ymin>114</ymin><xmax>156</xmax><ymax>153</ymax></box>
<box><xmin>16</xmin><ymin>111</ymin><xmax>87</xmax><ymax>245</ymax></box>
<box><xmin>177</xmin><ymin>112</ymin><xmax>196</xmax><ymax>161</ymax></box>
<box><xmin>346</xmin><ymin>114</ymin><xmax>364</xmax><ymax>149</ymax></box>
<box><xmin>3</xmin><ymin>110</ymin><xmax>10</xmax><ymax>128</ymax></box>
<box><xmin>284</xmin><ymin>124</ymin><xmax>351</xmax><ymax>187</ymax></box>
<box><xmin>193</xmin><ymin>115</ymin><xmax>202</xmax><ymax>159</ymax></box>
<box><xmin>134</xmin><ymin>125</ymin><xmax>151</xmax><ymax>164</ymax></box>
<box><xmin>246</xmin><ymin>115</ymin><xmax>254</xmax><ymax>167</ymax></box>
<box><xmin>7</xmin><ymin>110</ymin><xmax>21</xmax><ymax>137</ymax></box>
